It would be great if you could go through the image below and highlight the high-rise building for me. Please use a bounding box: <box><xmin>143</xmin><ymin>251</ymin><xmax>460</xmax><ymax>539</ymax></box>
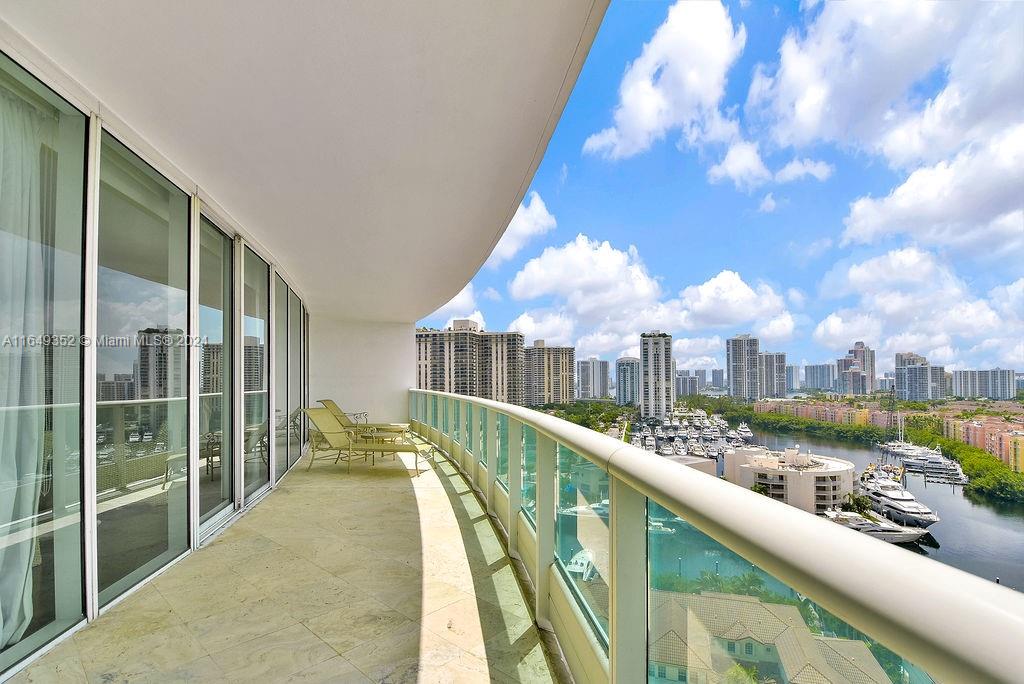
<box><xmin>479</xmin><ymin>331</ymin><xmax>525</xmax><ymax>405</ymax></box>
<box><xmin>785</xmin><ymin>364</ymin><xmax>800</xmax><ymax>392</ymax></box>
<box><xmin>804</xmin><ymin>364</ymin><xmax>837</xmax><ymax>391</ymax></box>
<box><xmin>242</xmin><ymin>335</ymin><xmax>265</xmax><ymax>392</ymax></box>
<box><xmin>415</xmin><ymin>319</ymin><xmax>524</xmax><ymax>404</ymax></box>
<box><xmin>952</xmin><ymin>369</ymin><xmax>1017</xmax><ymax>400</ymax></box>
<box><xmin>836</xmin><ymin>342</ymin><xmax>875</xmax><ymax>395</ymax></box>
<box><xmin>693</xmin><ymin>369</ymin><xmax>707</xmax><ymax>390</ymax></box>
<box><xmin>201</xmin><ymin>343</ymin><xmax>225</xmax><ymax>394</ymax></box>
<box><xmin>524</xmin><ymin>340</ymin><xmax>575</xmax><ymax>406</ymax></box>
<box><xmin>894</xmin><ymin>354</ymin><xmax>946</xmax><ymax>401</ymax></box>
<box><xmin>137</xmin><ymin>327</ymin><xmax>186</xmax><ymax>399</ymax></box>
<box><xmin>416</xmin><ymin>319</ymin><xmax>481</xmax><ymax>396</ymax></box>
<box><xmin>758</xmin><ymin>352</ymin><xmax>787</xmax><ymax>399</ymax></box>
<box><xmin>895</xmin><ymin>352</ymin><xmax>927</xmax><ymax>369</ymax></box>
<box><xmin>676</xmin><ymin>374</ymin><xmax>699</xmax><ymax>397</ymax></box>
<box><xmin>615</xmin><ymin>356</ymin><xmax>640</xmax><ymax>406</ymax></box>
<box><xmin>726</xmin><ymin>334</ymin><xmax>759</xmax><ymax>401</ymax></box>
<box><xmin>878</xmin><ymin>372</ymin><xmax>895</xmax><ymax>393</ymax></box>
<box><xmin>641</xmin><ymin>331</ymin><xmax>674</xmax><ymax>420</ymax></box>
<box><xmin>577</xmin><ymin>356</ymin><xmax>610</xmax><ymax>399</ymax></box>
<box><xmin>97</xmin><ymin>373</ymin><xmax>136</xmax><ymax>402</ymax></box>
<box><xmin>711</xmin><ymin>368</ymin><xmax>725</xmax><ymax>388</ymax></box>
<box><xmin>847</xmin><ymin>341</ymin><xmax>876</xmax><ymax>393</ymax></box>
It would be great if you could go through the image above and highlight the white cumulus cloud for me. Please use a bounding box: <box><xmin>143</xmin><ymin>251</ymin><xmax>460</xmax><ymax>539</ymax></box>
<box><xmin>508</xmin><ymin>310</ymin><xmax>575</xmax><ymax>346</ymax></box>
<box><xmin>842</xmin><ymin>124</ymin><xmax>1024</xmax><ymax>255</ymax></box>
<box><xmin>774</xmin><ymin>158</ymin><xmax>833</xmax><ymax>183</ymax></box>
<box><xmin>583</xmin><ymin>0</ymin><xmax>746</xmax><ymax>159</ymax></box>
<box><xmin>509</xmin><ymin>234</ymin><xmax>661</xmax><ymax>322</ymax></box>
<box><xmin>427</xmin><ymin>283</ymin><xmax>476</xmax><ymax>322</ymax></box>
<box><xmin>486</xmin><ymin>191</ymin><xmax>557</xmax><ymax>268</ymax></box>
<box><xmin>708</xmin><ymin>140</ymin><xmax>771</xmax><ymax>190</ymax></box>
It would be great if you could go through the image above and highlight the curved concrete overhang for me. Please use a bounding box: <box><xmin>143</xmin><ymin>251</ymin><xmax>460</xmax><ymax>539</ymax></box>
<box><xmin>0</xmin><ymin>0</ymin><xmax>607</xmax><ymax>322</ymax></box>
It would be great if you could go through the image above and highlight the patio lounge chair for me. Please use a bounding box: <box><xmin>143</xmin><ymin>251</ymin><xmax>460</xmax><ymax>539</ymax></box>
<box><xmin>318</xmin><ymin>399</ymin><xmax>409</xmax><ymax>434</ymax></box>
<box><xmin>305</xmin><ymin>407</ymin><xmax>437</xmax><ymax>473</ymax></box>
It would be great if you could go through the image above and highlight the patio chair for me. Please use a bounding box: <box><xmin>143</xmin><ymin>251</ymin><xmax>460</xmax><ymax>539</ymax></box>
<box><xmin>318</xmin><ymin>399</ymin><xmax>409</xmax><ymax>434</ymax></box>
<box><xmin>304</xmin><ymin>408</ymin><xmax>438</xmax><ymax>474</ymax></box>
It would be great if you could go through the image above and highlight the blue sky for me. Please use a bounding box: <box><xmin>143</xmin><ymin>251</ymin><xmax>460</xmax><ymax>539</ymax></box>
<box><xmin>419</xmin><ymin>0</ymin><xmax>1023</xmax><ymax>376</ymax></box>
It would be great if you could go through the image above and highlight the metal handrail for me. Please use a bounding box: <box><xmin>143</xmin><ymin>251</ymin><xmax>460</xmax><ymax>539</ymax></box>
<box><xmin>411</xmin><ymin>389</ymin><xmax>1024</xmax><ymax>684</ymax></box>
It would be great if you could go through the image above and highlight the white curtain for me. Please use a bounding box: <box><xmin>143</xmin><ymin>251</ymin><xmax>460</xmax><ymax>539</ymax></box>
<box><xmin>0</xmin><ymin>85</ymin><xmax>52</xmax><ymax>648</ymax></box>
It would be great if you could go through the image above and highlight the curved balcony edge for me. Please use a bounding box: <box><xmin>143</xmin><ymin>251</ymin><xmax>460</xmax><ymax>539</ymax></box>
<box><xmin>410</xmin><ymin>388</ymin><xmax>1024</xmax><ymax>684</ymax></box>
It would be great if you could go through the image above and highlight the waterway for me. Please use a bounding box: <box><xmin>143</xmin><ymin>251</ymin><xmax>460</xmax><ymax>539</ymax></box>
<box><xmin>753</xmin><ymin>429</ymin><xmax>1024</xmax><ymax>590</ymax></box>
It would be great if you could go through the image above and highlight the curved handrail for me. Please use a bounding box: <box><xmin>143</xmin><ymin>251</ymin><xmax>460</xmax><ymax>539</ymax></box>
<box><xmin>411</xmin><ymin>389</ymin><xmax>1024</xmax><ymax>684</ymax></box>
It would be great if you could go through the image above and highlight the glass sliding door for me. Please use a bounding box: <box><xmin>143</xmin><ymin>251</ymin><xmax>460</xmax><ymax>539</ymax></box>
<box><xmin>0</xmin><ymin>52</ymin><xmax>87</xmax><ymax>671</ymax></box>
<box><xmin>242</xmin><ymin>249</ymin><xmax>269</xmax><ymax>498</ymax></box>
<box><xmin>95</xmin><ymin>131</ymin><xmax>189</xmax><ymax>603</ymax></box>
<box><xmin>197</xmin><ymin>217</ymin><xmax>232</xmax><ymax>525</ymax></box>
<box><xmin>287</xmin><ymin>289</ymin><xmax>302</xmax><ymax>468</ymax></box>
<box><xmin>273</xmin><ymin>275</ymin><xmax>287</xmax><ymax>482</ymax></box>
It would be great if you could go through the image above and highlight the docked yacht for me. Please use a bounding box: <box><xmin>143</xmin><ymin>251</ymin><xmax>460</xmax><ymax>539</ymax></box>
<box><xmin>647</xmin><ymin>520</ymin><xmax>675</xmax><ymax>536</ymax></box>
<box><xmin>565</xmin><ymin>549</ymin><xmax>596</xmax><ymax>580</ymax></box>
<box><xmin>860</xmin><ymin>471</ymin><xmax>940</xmax><ymax>528</ymax></box>
<box><xmin>823</xmin><ymin>509</ymin><xmax>928</xmax><ymax>544</ymax></box>
<box><xmin>726</xmin><ymin>429</ymin><xmax>740</xmax><ymax>441</ymax></box>
<box><xmin>660</xmin><ymin>444</ymin><xmax>674</xmax><ymax>456</ymax></box>
<box><xmin>901</xmin><ymin>451</ymin><xmax>966</xmax><ymax>480</ymax></box>
<box><xmin>736</xmin><ymin>423</ymin><xmax>753</xmax><ymax>441</ymax></box>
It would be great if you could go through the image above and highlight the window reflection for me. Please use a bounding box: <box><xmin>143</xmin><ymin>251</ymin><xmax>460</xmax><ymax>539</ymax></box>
<box><xmin>243</xmin><ymin>249</ymin><xmax>269</xmax><ymax>497</ymax></box>
<box><xmin>0</xmin><ymin>51</ymin><xmax>86</xmax><ymax>670</ymax></box>
<box><xmin>95</xmin><ymin>131</ymin><xmax>189</xmax><ymax>603</ymax></box>
<box><xmin>273</xmin><ymin>275</ymin><xmax>287</xmax><ymax>482</ymax></box>
<box><xmin>198</xmin><ymin>218</ymin><xmax>232</xmax><ymax>524</ymax></box>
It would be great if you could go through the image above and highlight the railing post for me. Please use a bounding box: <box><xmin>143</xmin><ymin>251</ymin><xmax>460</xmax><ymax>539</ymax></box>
<box><xmin>507</xmin><ymin>418</ymin><xmax>523</xmax><ymax>559</ymax></box>
<box><xmin>440</xmin><ymin>396</ymin><xmax>450</xmax><ymax>455</ymax></box>
<box><xmin>486</xmin><ymin>409</ymin><xmax>498</xmax><ymax>514</ymax></box>
<box><xmin>465</xmin><ymin>402</ymin><xmax>476</xmax><ymax>477</ymax></box>
<box><xmin>609</xmin><ymin>475</ymin><xmax>647</xmax><ymax>683</ymax></box>
<box><xmin>426</xmin><ymin>393</ymin><xmax>435</xmax><ymax>440</ymax></box>
<box><xmin>535</xmin><ymin>431</ymin><xmax>556</xmax><ymax>631</ymax></box>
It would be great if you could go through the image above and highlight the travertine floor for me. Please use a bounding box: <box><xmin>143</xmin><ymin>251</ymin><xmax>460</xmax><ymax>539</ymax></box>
<box><xmin>12</xmin><ymin>448</ymin><xmax>559</xmax><ymax>683</ymax></box>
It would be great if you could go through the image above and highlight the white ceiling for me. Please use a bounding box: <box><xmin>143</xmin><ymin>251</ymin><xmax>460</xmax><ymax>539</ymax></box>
<box><xmin>0</xmin><ymin>0</ymin><xmax>606</xmax><ymax>322</ymax></box>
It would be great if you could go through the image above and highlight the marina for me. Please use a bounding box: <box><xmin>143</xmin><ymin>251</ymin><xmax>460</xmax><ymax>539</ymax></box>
<box><xmin>629</xmin><ymin>412</ymin><xmax>1024</xmax><ymax>589</ymax></box>
<box><xmin>755</xmin><ymin>429</ymin><xmax>1024</xmax><ymax>589</ymax></box>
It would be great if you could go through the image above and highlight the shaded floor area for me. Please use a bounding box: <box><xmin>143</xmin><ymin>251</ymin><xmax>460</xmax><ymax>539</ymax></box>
<box><xmin>12</xmin><ymin>447</ymin><xmax>561</xmax><ymax>683</ymax></box>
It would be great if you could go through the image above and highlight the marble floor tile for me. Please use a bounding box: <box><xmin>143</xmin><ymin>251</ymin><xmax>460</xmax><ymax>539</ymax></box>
<box><xmin>13</xmin><ymin>453</ymin><xmax>562</xmax><ymax>683</ymax></box>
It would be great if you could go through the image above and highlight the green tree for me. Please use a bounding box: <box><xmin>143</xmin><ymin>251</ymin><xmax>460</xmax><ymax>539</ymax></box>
<box><xmin>724</xmin><ymin>663</ymin><xmax>758</xmax><ymax>684</ymax></box>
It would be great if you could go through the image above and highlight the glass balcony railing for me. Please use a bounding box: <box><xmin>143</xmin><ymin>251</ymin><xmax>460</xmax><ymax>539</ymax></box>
<box><xmin>409</xmin><ymin>389</ymin><xmax>1024</xmax><ymax>684</ymax></box>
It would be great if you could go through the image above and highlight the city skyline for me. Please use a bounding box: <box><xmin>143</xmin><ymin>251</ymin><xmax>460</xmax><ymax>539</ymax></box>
<box><xmin>418</xmin><ymin>1</ymin><xmax>1024</xmax><ymax>375</ymax></box>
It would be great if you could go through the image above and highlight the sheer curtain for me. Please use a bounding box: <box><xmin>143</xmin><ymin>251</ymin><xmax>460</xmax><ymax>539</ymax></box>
<box><xmin>0</xmin><ymin>85</ymin><xmax>52</xmax><ymax>648</ymax></box>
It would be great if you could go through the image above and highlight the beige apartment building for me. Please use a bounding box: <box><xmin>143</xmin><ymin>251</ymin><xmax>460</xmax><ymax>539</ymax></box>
<box><xmin>415</xmin><ymin>319</ymin><xmax>525</xmax><ymax>405</ymax></box>
<box><xmin>724</xmin><ymin>445</ymin><xmax>855</xmax><ymax>515</ymax></box>
<box><xmin>524</xmin><ymin>339</ymin><xmax>575</xmax><ymax>406</ymax></box>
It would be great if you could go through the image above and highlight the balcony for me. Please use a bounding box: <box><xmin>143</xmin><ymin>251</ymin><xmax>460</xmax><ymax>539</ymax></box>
<box><xmin>8</xmin><ymin>391</ymin><xmax>1024</xmax><ymax>683</ymax></box>
<box><xmin>11</xmin><ymin>447</ymin><xmax>562</xmax><ymax>683</ymax></box>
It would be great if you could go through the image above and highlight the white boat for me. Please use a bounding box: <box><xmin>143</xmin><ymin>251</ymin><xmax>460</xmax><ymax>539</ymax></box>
<box><xmin>823</xmin><ymin>509</ymin><xmax>928</xmax><ymax>544</ymax></box>
<box><xmin>901</xmin><ymin>451</ymin><xmax>965</xmax><ymax>478</ymax></box>
<box><xmin>726</xmin><ymin>430</ymin><xmax>739</xmax><ymax>440</ymax></box>
<box><xmin>660</xmin><ymin>444</ymin><xmax>674</xmax><ymax>456</ymax></box>
<box><xmin>565</xmin><ymin>549</ymin><xmax>596</xmax><ymax>580</ymax></box>
<box><xmin>689</xmin><ymin>443</ymin><xmax>706</xmax><ymax>457</ymax></box>
<box><xmin>128</xmin><ymin>432</ymin><xmax>140</xmax><ymax>443</ymax></box>
<box><xmin>860</xmin><ymin>471</ymin><xmax>940</xmax><ymax>528</ymax></box>
<box><xmin>736</xmin><ymin>423</ymin><xmax>753</xmax><ymax>441</ymax></box>
<box><xmin>647</xmin><ymin>520</ymin><xmax>676</xmax><ymax>536</ymax></box>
